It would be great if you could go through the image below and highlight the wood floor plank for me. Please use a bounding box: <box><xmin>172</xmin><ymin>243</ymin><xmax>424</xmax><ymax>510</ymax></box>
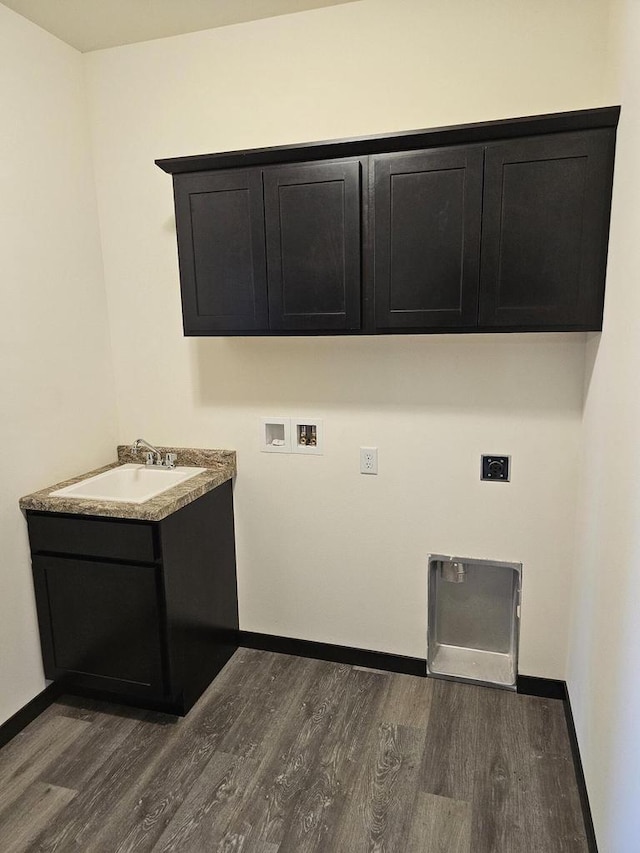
<box><xmin>0</xmin><ymin>713</ymin><xmax>89</xmax><ymax>784</ymax></box>
<box><xmin>217</xmin><ymin>651</ymin><xmax>305</xmax><ymax>758</ymax></box>
<box><xmin>470</xmin><ymin>687</ymin><xmax>541</xmax><ymax>853</ymax></box>
<box><xmin>151</xmin><ymin>751</ymin><xmax>258</xmax><ymax>852</ymax></box>
<box><xmin>216</xmin><ymin>659</ymin><xmax>354</xmax><ymax>849</ymax></box>
<box><xmin>406</xmin><ymin>792</ymin><xmax>471</xmax><ymax>853</ymax></box>
<box><xmin>204</xmin><ymin>647</ymin><xmax>268</xmax><ymax>695</ymax></box>
<box><xmin>110</xmin><ymin>650</ymin><xmax>299</xmax><ymax>852</ymax></box>
<box><xmin>0</xmin><ymin>782</ymin><xmax>76</xmax><ymax>853</ymax></box>
<box><xmin>31</xmin><ymin>711</ymin><xmax>178</xmax><ymax>852</ymax></box>
<box><xmin>276</xmin><ymin>668</ymin><xmax>386</xmax><ymax>853</ymax></box>
<box><xmin>420</xmin><ymin>678</ymin><xmax>482</xmax><ymax>800</ymax></box>
<box><xmin>216</xmin><ymin>834</ymin><xmax>246</xmax><ymax>853</ymax></box>
<box><xmin>215</xmin><ymin>837</ymin><xmax>279</xmax><ymax>853</ymax></box>
<box><xmin>524</xmin><ymin>695</ymin><xmax>589</xmax><ymax>851</ymax></box>
<box><xmin>377</xmin><ymin>671</ymin><xmax>433</xmax><ymax>729</ymax></box>
<box><xmin>0</xmin><ymin>714</ymin><xmax>90</xmax><ymax>816</ymax></box>
<box><xmin>40</xmin><ymin>706</ymin><xmax>141</xmax><ymax>791</ymax></box>
<box><xmin>331</xmin><ymin>722</ymin><xmax>425</xmax><ymax>852</ymax></box>
<box><xmin>153</xmin><ymin>657</ymin><xmax>333</xmax><ymax>851</ymax></box>
<box><xmin>234</xmin><ymin>660</ymin><xmax>355</xmax><ymax>849</ymax></box>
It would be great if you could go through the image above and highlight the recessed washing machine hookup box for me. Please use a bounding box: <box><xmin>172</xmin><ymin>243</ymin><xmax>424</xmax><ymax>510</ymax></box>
<box><xmin>427</xmin><ymin>554</ymin><xmax>522</xmax><ymax>690</ymax></box>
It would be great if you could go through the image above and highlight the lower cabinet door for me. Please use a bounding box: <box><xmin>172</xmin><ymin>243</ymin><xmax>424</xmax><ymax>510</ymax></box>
<box><xmin>32</xmin><ymin>556</ymin><xmax>166</xmax><ymax>695</ymax></box>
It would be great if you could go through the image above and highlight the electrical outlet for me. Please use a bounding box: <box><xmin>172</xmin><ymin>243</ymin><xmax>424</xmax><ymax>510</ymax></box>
<box><xmin>360</xmin><ymin>447</ymin><xmax>378</xmax><ymax>475</ymax></box>
<box><xmin>481</xmin><ymin>454</ymin><xmax>510</xmax><ymax>482</ymax></box>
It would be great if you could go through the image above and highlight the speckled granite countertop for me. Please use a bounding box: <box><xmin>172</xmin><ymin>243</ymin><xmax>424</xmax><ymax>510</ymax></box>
<box><xmin>19</xmin><ymin>446</ymin><xmax>236</xmax><ymax>521</ymax></box>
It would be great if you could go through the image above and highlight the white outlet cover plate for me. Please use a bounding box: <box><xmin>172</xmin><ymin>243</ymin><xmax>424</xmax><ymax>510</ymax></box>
<box><xmin>360</xmin><ymin>446</ymin><xmax>378</xmax><ymax>474</ymax></box>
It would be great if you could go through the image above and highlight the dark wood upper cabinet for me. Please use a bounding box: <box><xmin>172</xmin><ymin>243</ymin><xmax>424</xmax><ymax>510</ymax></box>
<box><xmin>479</xmin><ymin>129</ymin><xmax>616</xmax><ymax>329</ymax></box>
<box><xmin>173</xmin><ymin>169</ymin><xmax>268</xmax><ymax>333</ymax></box>
<box><xmin>373</xmin><ymin>147</ymin><xmax>483</xmax><ymax>330</ymax></box>
<box><xmin>158</xmin><ymin>107</ymin><xmax>619</xmax><ymax>336</ymax></box>
<box><xmin>264</xmin><ymin>160</ymin><xmax>361</xmax><ymax>331</ymax></box>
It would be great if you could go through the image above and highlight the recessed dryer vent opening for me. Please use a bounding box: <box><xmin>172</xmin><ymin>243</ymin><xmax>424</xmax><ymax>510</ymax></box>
<box><xmin>427</xmin><ymin>554</ymin><xmax>522</xmax><ymax>691</ymax></box>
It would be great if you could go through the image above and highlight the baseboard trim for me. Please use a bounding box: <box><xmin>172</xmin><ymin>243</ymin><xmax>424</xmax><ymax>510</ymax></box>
<box><xmin>563</xmin><ymin>684</ymin><xmax>599</xmax><ymax>853</ymax></box>
<box><xmin>56</xmin><ymin>684</ymin><xmax>184</xmax><ymax>717</ymax></box>
<box><xmin>238</xmin><ymin>631</ymin><xmax>426</xmax><ymax>676</ymax></box>
<box><xmin>0</xmin><ymin>682</ymin><xmax>62</xmax><ymax>750</ymax></box>
<box><xmin>516</xmin><ymin>674</ymin><xmax>566</xmax><ymax>700</ymax></box>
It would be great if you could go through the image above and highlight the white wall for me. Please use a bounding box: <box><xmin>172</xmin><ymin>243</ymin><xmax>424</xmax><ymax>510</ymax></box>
<box><xmin>83</xmin><ymin>0</ymin><xmax>614</xmax><ymax>676</ymax></box>
<box><xmin>0</xmin><ymin>6</ymin><xmax>117</xmax><ymax>724</ymax></box>
<box><xmin>568</xmin><ymin>1</ymin><xmax>640</xmax><ymax>849</ymax></box>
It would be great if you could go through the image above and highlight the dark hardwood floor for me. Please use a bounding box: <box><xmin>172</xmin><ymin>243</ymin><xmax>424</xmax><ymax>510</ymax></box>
<box><xmin>0</xmin><ymin>649</ymin><xmax>588</xmax><ymax>852</ymax></box>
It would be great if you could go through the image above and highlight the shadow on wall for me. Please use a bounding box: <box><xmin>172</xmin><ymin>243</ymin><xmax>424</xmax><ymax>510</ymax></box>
<box><xmin>582</xmin><ymin>332</ymin><xmax>602</xmax><ymax>400</ymax></box>
<box><xmin>191</xmin><ymin>332</ymin><xmax>587</xmax><ymax>414</ymax></box>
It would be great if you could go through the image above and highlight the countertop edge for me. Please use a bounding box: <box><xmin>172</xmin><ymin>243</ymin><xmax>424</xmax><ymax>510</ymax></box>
<box><xmin>19</xmin><ymin>448</ymin><xmax>236</xmax><ymax>522</ymax></box>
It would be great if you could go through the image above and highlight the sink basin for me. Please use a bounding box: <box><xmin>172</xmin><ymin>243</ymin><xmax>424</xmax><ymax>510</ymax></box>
<box><xmin>50</xmin><ymin>463</ymin><xmax>206</xmax><ymax>504</ymax></box>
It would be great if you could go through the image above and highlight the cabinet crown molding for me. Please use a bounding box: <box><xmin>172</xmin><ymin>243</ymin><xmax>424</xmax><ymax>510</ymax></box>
<box><xmin>155</xmin><ymin>106</ymin><xmax>620</xmax><ymax>175</ymax></box>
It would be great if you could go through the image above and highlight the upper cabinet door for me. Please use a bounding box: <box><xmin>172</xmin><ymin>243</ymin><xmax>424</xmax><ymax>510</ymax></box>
<box><xmin>373</xmin><ymin>146</ymin><xmax>483</xmax><ymax>330</ymax></box>
<box><xmin>479</xmin><ymin>129</ymin><xmax>615</xmax><ymax>329</ymax></box>
<box><xmin>264</xmin><ymin>160</ymin><xmax>361</xmax><ymax>331</ymax></box>
<box><xmin>174</xmin><ymin>169</ymin><xmax>268</xmax><ymax>333</ymax></box>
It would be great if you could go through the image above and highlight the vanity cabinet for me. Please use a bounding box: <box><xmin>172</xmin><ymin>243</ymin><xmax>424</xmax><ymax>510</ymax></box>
<box><xmin>26</xmin><ymin>480</ymin><xmax>238</xmax><ymax>715</ymax></box>
<box><xmin>158</xmin><ymin>106</ymin><xmax>619</xmax><ymax>336</ymax></box>
<box><xmin>174</xmin><ymin>159</ymin><xmax>361</xmax><ymax>334</ymax></box>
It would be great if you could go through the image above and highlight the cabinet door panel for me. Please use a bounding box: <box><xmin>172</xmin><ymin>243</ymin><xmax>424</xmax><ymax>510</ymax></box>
<box><xmin>374</xmin><ymin>147</ymin><xmax>483</xmax><ymax>329</ymax></box>
<box><xmin>264</xmin><ymin>160</ymin><xmax>361</xmax><ymax>331</ymax></box>
<box><xmin>174</xmin><ymin>170</ymin><xmax>268</xmax><ymax>333</ymax></box>
<box><xmin>33</xmin><ymin>556</ymin><xmax>165</xmax><ymax>691</ymax></box>
<box><xmin>479</xmin><ymin>130</ymin><xmax>615</xmax><ymax>328</ymax></box>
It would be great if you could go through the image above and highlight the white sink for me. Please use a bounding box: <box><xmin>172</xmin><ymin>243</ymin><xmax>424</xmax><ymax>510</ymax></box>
<box><xmin>50</xmin><ymin>463</ymin><xmax>206</xmax><ymax>504</ymax></box>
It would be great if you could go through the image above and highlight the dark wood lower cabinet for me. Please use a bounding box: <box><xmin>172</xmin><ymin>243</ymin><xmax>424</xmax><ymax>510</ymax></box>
<box><xmin>34</xmin><ymin>557</ymin><xmax>166</xmax><ymax>694</ymax></box>
<box><xmin>26</xmin><ymin>481</ymin><xmax>239</xmax><ymax>715</ymax></box>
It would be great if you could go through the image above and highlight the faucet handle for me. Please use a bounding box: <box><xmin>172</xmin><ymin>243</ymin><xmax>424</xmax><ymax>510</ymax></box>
<box><xmin>165</xmin><ymin>453</ymin><xmax>177</xmax><ymax>468</ymax></box>
<box><xmin>144</xmin><ymin>451</ymin><xmax>155</xmax><ymax>466</ymax></box>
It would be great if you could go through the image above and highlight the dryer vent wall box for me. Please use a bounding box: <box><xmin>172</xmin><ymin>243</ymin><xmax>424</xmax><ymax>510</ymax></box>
<box><xmin>427</xmin><ymin>554</ymin><xmax>522</xmax><ymax>691</ymax></box>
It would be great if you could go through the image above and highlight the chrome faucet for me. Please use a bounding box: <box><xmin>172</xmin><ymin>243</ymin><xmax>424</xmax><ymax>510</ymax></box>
<box><xmin>131</xmin><ymin>438</ymin><xmax>176</xmax><ymax>468</ymax></box>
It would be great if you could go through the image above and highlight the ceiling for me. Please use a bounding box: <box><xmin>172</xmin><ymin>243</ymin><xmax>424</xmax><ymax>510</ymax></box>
<box><xmin>0</xmin><ymin>0</ymin><xmax>359</xmax><ymax>52</ymax></box>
